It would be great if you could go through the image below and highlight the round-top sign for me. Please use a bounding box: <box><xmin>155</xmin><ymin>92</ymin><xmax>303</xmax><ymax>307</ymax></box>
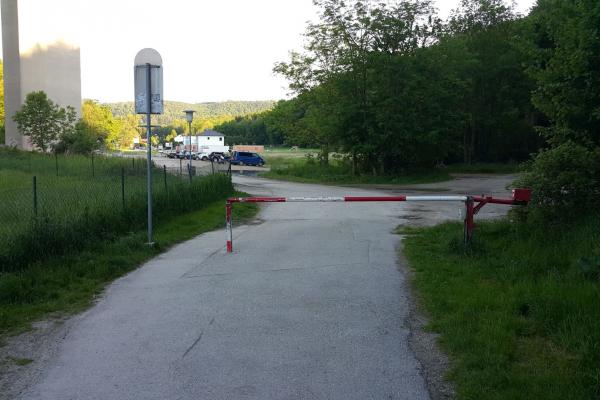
<box><xmin>134</xmin><ymin>48</ymin><xmax>163</xmax><ymax>114</ymax></box>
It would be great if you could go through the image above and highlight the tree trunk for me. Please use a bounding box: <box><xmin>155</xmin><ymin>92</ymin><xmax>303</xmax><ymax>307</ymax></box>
<box><xmin>320</xmin><ymin>144</ymin><xmax>329</xmax><ymax>166</ymax></box>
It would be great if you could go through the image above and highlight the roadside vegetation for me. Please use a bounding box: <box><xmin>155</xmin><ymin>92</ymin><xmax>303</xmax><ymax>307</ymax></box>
<box><xmin>262</xmin><ymin>155</ymin><xmax>452</xmax><ymax>185</ymax></box>
<box><xmin>402</xmin><ymin>215</ymin><xmax>600</xmax><ymax>399</ymax></box>
<box><xmin>0</xmin><ymin>197</ymin><xmax>258</xmax><ymax>336</ymax></box>
<box><xmin>264</xmin><ymin>0</ymin><xmax>600</xmax><ymax>398</ymax></box>
<box><xmin>0</xmin><ymin>148</ymin><xmax>260</xmax><ymax>335</ymax></box>
<box><xmin>0</xmin><ymin>148</ymin><xmax>233</xmax><ymax>272</ymax></box>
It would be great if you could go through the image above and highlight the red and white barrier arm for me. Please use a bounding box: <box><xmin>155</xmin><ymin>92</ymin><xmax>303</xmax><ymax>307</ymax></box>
<box><xmin>227</xmin><ymin>195</ymin><xmax>469</xmax><ymax>203</ymax></box>
<box><xmin>225</xmin><ymin>189</ymin><xmax>531</xmax><ymax>253</ymax></box>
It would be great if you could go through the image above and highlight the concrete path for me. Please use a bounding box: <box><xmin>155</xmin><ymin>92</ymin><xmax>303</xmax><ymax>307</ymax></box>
<box><xmin>18</xmin><ymin>175</ymin><xmax>513</xmax><ymax>400</ymax></box>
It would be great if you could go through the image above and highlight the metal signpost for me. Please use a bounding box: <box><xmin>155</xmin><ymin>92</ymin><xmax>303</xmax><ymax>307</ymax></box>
<box><xmin>134</xmin><ymin>48</ymin><xmax>163</xmax><ymax>244</ymax></box>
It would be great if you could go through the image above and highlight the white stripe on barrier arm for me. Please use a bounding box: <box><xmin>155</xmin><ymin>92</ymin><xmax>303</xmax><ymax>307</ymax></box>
<box><xmin>287</xmin><ymin>197</ymin><xmax>346</xmax><ymax>202</ymax></box>
<box><xmin>405</xmin><ymin>195</ymin><xmax>468</xmax><ymax>201</ymax></box>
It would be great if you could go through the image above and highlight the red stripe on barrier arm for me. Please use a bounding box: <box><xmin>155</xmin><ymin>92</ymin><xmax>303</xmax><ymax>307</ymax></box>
<box><xmin>344</xmin><ymin>196</ymin><xmax>407</xmax><ymax>202</ymax></box>
<box><xmin>473</xmin><ymin>196</ymin><xmax>517</xmax><ymax>206</ymax></box>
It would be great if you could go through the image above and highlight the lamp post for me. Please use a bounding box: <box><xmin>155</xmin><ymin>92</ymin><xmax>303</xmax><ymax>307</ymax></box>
<box><xmin>184</xmin><ymin>110</ymin><xmax>195</xmax><ymax>176</ymax></box>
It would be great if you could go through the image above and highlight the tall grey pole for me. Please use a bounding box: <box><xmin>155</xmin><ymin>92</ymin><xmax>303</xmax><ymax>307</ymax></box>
<box><xmin>188</xmin><ymin>120</ymin><xmax>192</xmax><ymax>176</ymax></box>
<box><xmin>146</xmin><ymin>63</ymin><xmax>153</xmax><ymax>244</ymax></box>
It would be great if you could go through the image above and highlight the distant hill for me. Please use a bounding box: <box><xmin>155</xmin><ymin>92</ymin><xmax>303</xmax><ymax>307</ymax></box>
<box><xmin>105</xmin><ymin>100</ymin><xmax>276</xmax><ymax>126</ymax></box>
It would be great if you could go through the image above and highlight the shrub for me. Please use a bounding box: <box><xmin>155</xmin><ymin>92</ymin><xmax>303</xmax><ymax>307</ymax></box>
<box><xmin>518</xmin><ymin>142</ymin><xmax>600</xmax><ymax>222</ymax></box>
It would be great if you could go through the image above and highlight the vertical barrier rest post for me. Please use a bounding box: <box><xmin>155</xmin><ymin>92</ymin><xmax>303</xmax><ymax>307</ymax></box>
<box><xmin>226</xmin><ymin>201</ymin><xmax>233</xmax><ymax>253</ymax></box>
<box><xmin>464</xmin><ymin>196</ymin><xmax>475</xmax><ymax>244</ymax></box>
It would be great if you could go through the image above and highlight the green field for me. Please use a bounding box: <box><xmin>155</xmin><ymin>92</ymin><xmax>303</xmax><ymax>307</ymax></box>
<box><xmin>0</xmin><ymin>148</ymin><xmax>259</xmax><ymax>335</ymax></box>
<box><xmin>0</xmin><ymin>197</ymin><xmax>258</xmax><ymax>336</ymax></box>
<box><xmin>261</xmin><ymin>155</ymin><xmax>453</xmax><ymax>185</ymax></box>
<box><xmin>402</xmin><ymin>217</ymin><xmax>600</xmax><ymax>399</ymax></box>
<box><xmin>0</xmin><ymin>148</ymin><xmax>232</xmax><ymax>272</ymax></box>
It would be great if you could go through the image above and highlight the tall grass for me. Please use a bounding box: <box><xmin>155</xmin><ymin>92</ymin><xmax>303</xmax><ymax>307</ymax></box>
<box><xmin>0</xmin><ymin>148</ymin><xmax>233</xmax><ymax>272</ymax></box>
<box><xmin>402</xmin><ymin>216</ymin><xmax>600</xmax><ymax>399</ymax></box>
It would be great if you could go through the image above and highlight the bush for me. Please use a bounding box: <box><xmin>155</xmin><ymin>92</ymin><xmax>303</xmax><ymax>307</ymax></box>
<box><xmin>54</xmin><ymin>121</ymin><xmax>100</xmax><ymax>154</ymax></box>
<box><xmin>518</xmin><ymin>142</ymin><xmax>600</xmax><ymax>222</ymax></box>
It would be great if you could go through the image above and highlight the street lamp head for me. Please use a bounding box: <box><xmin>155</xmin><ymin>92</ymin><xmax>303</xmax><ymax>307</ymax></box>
<box><xmin>184</xmin><ymin>110</ymin><xmax>195</xmax><ymax>123</ymax></box>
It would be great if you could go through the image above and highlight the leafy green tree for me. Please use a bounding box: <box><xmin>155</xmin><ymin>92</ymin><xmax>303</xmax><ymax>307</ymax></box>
<box><xmin>81</xmin><ymin>99</ymin><xmax>121</xmax><ymax>149</ymax></box>
<box><xmin>13</xmin><ymin>91</ymin><xmax>76</xmax><ymax>152</ymax></box>
<box><xmin>115</xmin><ymin>114</ymin><xmax>139</xmax><ymax>149</ymax></box>
<box><xmin>520</xmin><ymin>0</ymin><xmax>600</xmax><ymax>220</ymax></box>
<box><xmin>528</xmin><ymin>0</ymin><xmax>600</xmax><ymax>147</ymax></box>
<box><xmin>165</xmin><ymin>129</ymin><xmax>178</xmax><ymax>143</ymax></box>
<box><xmin>54</xmin><ymin>120</ymin><xmax>100</xmax><ymax>154</ymax></box>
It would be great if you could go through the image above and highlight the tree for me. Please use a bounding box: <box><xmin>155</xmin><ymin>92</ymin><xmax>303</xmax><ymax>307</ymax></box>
<box><xmin>115</xmin><ymin>114</ymin><xmax>139</xmax><ymax>149</ymax></box>
<box><xmin>13</xmin><ymin>91</ymin><xmax>76</xmax><ymax>152</ymax></box>
<box><xmin>54</xmin><ymin>120</ymin><xmax>100</xmax><ymax>154</ymax></box>
<box><xmin>165</xmin><ymin>129</ymin><xmax>178</xmax><ymax>143</ymax></box>
<box><xmin>528</xmin><ymin>0</ymin><xmax>600</xmax><ymax>147</ymax></box>
<box><xmin>81</xmin><ymin>99</ymin><xmax>121</xmax><ymax>149</ymax></box>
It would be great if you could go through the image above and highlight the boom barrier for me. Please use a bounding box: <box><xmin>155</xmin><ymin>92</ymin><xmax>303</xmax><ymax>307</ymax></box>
<box><xmin>225</xmin><ymin>189</ymin><xmax>531</xmax><ymax>253</ymax></box>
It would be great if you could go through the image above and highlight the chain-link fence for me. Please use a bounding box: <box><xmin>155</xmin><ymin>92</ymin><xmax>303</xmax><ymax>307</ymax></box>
<box><xmin>0</xmin><ymin>151</ymin><xmax>233</xmax><ymax>272</ymax></box>
<box><xmin>158</xmin><ymin>157</ymin><xmax>232</xmax><ymax>179</ymax></box>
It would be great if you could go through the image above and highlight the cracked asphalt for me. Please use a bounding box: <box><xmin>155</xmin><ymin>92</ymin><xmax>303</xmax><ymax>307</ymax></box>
<box><xmin>17</xmin><ymin>174</ymin><xmax>514</xmax><ymax>400</ymax></box>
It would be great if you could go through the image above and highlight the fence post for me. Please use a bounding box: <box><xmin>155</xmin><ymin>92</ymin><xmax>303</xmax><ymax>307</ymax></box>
<box><xmin>132</xmin><ymin>157</ymin><xmax>135</xmax><ymax>169</ymax></box>
<box><xmin>32</xmin><ymin>175</ymin><xmax>38</xmax><ymax>217</ymax></box>
<box><xmin>188</xmin><ymin>163</ymin><xmax>192</xmax><ymax>183</ymax></box>
<box><xmin>211</xmin><ymin>159</ymin><xmax>215</xmax><ymax>175</ymax></box>
<box><xmin>55</xmin><ymin>153</ymin><xmax>59</xmax><ymax>177</ymax></box>
<box><xmin>121</xmin><ymin>167</ymin><xmax>126</xmax><ymax>210</ymax></box>
<box><xmin>179</xmin><ymin>158</ymin><xmax>183</xmax><ymax>176</ymax></box>
<box><xmin>163</xmin><ymin>165</ymin><xmax>168</xmax><ymax>194</ymax></box>
<box><xmin>91</xmin><ymin>152</ymin><xmax>95</xmax><ymax>178</ymax></box>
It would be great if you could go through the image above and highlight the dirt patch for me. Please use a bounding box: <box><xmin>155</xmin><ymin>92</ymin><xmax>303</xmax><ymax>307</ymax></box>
<box><xmin>0</xmin><ymin>315</ymin><xmax>74</xmax><ymax>400</ymax></box>
<box><xmin>396</xmin><ymin>240</ymin><xmax>455</xmax><ymax>400</ymax></box>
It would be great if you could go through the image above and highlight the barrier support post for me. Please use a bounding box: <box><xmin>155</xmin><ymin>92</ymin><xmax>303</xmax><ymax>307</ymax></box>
<box><xmin>226</xmin><ymin>201</ymin><xmax>233</xmax><ymax>253</ymax></box>
<box><xmin>464</xmin><ymin>196</ymin><xmax>475</xmax><ymax>244</ymax></box>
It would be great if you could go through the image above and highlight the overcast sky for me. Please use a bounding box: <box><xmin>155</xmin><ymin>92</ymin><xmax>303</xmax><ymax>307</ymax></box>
<box><xmin>1</xmin><ymin>0</ymin><xmax>536</xmax><ymax>103</ymax></box>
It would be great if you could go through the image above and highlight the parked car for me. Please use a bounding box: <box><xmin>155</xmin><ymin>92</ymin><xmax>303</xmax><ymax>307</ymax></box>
<box><xmin>229</xmin><ymin>151</ymin><xmax>265</xmax><ymax>167</ymax></box>
<box><xmin>209</xmin><ymin>152</ymin><xmax>227</xmax><ymax>164</ymax></box>
<box><xmin>197</xmin><ymin>151</ymin><xmax>211</xmax><ymax>161</ymax></box>
<box><xmin>166</xmin><ymin>151</ymin><xmax>178</xmax><ymax>159</ymax></box>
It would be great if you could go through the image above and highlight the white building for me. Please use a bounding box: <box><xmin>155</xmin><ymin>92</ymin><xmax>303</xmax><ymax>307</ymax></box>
<box><xmin>175</xmin><ymin>129</ymin><xmax>229</xmax><ymax>153</ymax></box>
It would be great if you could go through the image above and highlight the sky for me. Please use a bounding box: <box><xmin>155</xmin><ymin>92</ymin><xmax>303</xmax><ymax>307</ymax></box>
<box><xmin>1</xmin><ymin>0</ymin><xmax>536</xmax><ymax>104</ymax></box>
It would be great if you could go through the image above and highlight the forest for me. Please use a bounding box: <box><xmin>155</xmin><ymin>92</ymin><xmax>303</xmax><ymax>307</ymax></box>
<box><xmin>106</xmin><ymin>100</ymin><xmax>275</xmax><ymax>129</ymax></box>
<box><xmin>216</xmin><ymin>0</ymin><xmax>600</xmax><ymax>221</ymax></box>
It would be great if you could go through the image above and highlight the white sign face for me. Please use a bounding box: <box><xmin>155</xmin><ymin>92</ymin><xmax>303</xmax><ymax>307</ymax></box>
<box><xmin>134</xmin><ymin>48</ymin><xmax>163</xmax><ymax>114</ymax></box>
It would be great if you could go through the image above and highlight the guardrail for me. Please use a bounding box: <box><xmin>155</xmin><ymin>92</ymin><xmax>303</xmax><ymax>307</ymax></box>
<box><xmin>225</xmin><ymin>189</ymin><xmax>532</xmax><ymax>253</ymax></box>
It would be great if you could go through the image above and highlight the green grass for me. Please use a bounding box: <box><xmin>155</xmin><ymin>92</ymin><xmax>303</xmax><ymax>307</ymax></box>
<box><xmin>0</xmin><ymin>195</ymin><xmax>258</xmax><ymax>336</ymax></box>
<box><xmin>0</xmin><ymin>148</ymin><xmax>233</xmax><ymax>271</ymax></box>
<box><xmin>402</xmin><ymin>216</ymin><xmax>600</xmax><ymax>399</ymax></box>
<box><xmin>262</xmin><ymin>156</ymin><xmax>452</xmax><ymax>185</ymax></box>
<box><xmin>8</xmin><ymin>357</ymin><xmax>33</xmax><ymax>366</ymax></box>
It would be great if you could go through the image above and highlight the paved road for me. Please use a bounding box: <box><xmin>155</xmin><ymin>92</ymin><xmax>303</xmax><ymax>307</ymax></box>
<box><xmin>19</xmin><ymin>175</ymin><xmax>514</xmax><ymax>400</ymax></box>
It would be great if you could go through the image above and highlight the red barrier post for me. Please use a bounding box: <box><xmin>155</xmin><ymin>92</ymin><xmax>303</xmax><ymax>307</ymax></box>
<box><xmin>464</xmin><ymin>197</ymin><xmax>475</xmax><ymax>244</ymax></box>
<box><xmin>226</xmin><ymin>201</ymin><xmax>233</xmax><ymax>253</ymax></box>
